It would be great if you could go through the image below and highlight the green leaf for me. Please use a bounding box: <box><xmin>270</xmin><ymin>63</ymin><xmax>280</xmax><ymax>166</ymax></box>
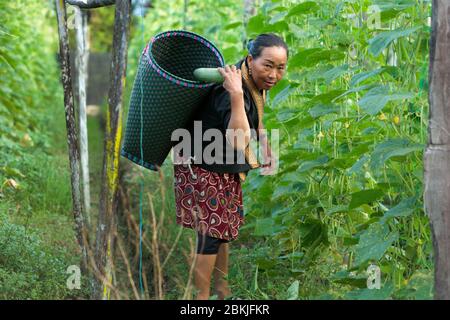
<box><xmin>269</xmin><ymin>11</ymin><xmax>288</xmax><ymax>24</ymax></box>
<box><xmin>286</xmin><ymin>1</ymin><xmax>320</xmax><ymax>17</ymax></box>
<box><xmin>276</xmin><ymin>108</ymin><xmax>299</xmax><ymax>122</ymax></box>
<box><xmin>307</xmin><ymin>49</ymin><xmax>346</xmax><ymax>67</ymax></box>
<box><xmin>309</xmin><ymin>89</ymin><xmax>346</xmax><ymax>106</ymax></box>
<box><xmin>290</xmin><ymin>48</ymin><xmax>345</xmax><ymax>69</ymax></box>
<box><xmin>354</xmin><ymin>223</ymin><xmax>398</xmax><ymax>266</ymax></box>
<box><xmin>297</xmin><ymin>155</ymin><xmax>329</xmax><ymax>172</ymax></box>
<box><xmin>334</xmin><ymin>84</ymin><xmax>379</xmax><ymax>102</ymax></box>
<box><xmin>321</xmin><ymin>64</ymin><xmax>350</xmax><ymax>84</ymax></box>
<box><xmin>272</xmin><ymin>181</ymin><xmax>306</xmax><ymax>200</ymax></box>
<box><xmin>289</xmin><ymin>23</ymin><xmax>307</xmax><ymax>39</ymax></box>
<box><xmin>268</xmin><ymin>21</ymin><xmax>290</xmax><ymax>33</ymax></box>
<box><xmin>345</xmin><ymin>282</ymin><xmax>395</xmax><ymax>300</ymax></box>
<box><xmin>347</xmin><ymin>155</ymin><xmax>369</xmax><ymax>175</ymax></box>
<box><xmin>358</xmin><ymin>86</ymin><xmax>414</xmax><ymax>115</ymax></box>
<box><xmin>271</xmin><ymin>83</ymin><xmax>298</xmax><ymax>107</ymax></box>
<box><xmin>349</xmin><ymin>189</ymin><xmax>384</xmax><ymax>209</ymax></box>
<box><xmin>308</xmin><ymin>103</ymin><xmax>340</xmax><ymax>118</ymax></box>
<box><xmin>370</xmin><ymin>139</ymin><xmax>423</xmax><ymax>170</ymax></box>
<box><xmin>380</xmin><ymin>196</ymin><xmax>417</xmax><ymax>223</ymax></box>
<box><xmin>247</xmin><ymin>14</ymin><xmax>266</xmax><ymax>35</ymax></box>
<box><xmin>309</xmin><ymin>49</ymin><xmax>346</xmax><ymax>64</ymax></box>
<box><xmin>368</xmin><ymin>26</ymin><xmax>421</xmax><ymax>57</ymax></box>
<box><xmin>289</xmin><ymin>48</ymin><xmax>322</xmax><ymax>68</ymax></box>
<box><xmin>307</xmin><ymin>64</ymin><xmax>350</xmax><ymax>84</ymax></box>
<box><xmin>358</xmin><ymin>86</ymin><xmax>387</xmax><ymax>113</ymax></box>
<box><xmin>350</xmin><ymin>67</ymin><xmax>386</xmax><ymax>87</ymax></box>
<box><xmin>221</xmin><ymin>46</ymin><xmax>240</xmax><ymax>63</ymax></box>
<box><xmin>347</xmin><ymin>142</ymin><xmax>372</xmax><ymax>158</ymax></box>
<box><xmin>268</xmin><ymin>78</ymin><xmax>289</xmax><ymax>100</ymax></box>
<box><xmin>395</xmin><ymin>270</ymin><xmax>433</xmax><ymax>300</ymax></box>
<box><xmin>350</xmin><ymin>66</ymin><xmax>399</xmax><ymax>87</ymax></box>
<box><xmin>261</xmin><ymin>2</ymin><xmax>284</xmax><ymax>15</ymax></box>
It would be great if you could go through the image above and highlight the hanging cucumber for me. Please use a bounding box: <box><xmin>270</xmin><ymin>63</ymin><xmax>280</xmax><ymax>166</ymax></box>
<box><xmin>193</xmin><ymin>67</ymin><xmax>224</xmax><ymax>83</ymax></box>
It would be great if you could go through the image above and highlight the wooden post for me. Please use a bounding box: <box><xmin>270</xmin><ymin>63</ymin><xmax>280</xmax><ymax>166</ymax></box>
<box><xmin>55</xmin><ymin>0</ymin><xmax>88</xmax><ymax>272</ymax></box>
<box><xmin>92</xmin><ymin>0</ymin><xmax>131</xmax><ymax>299</ymax></box>
<box><xmin>424</xmin><ymin>0</ymin><xmax>450</xmax><ymax>300</ymax></box>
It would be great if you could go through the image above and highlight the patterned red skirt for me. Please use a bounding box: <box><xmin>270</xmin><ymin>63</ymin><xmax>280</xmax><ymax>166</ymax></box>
<box><xmin>173</xmin><ymin>164</ymin><xmax>244</xmax><ymax>241</ymax></box>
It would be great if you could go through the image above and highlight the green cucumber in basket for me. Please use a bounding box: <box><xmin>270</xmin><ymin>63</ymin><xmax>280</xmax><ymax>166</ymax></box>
<box><xmin>193</xmin><ymin>68</ymin><xmax>224</xmax><ymax>83</ymax></box>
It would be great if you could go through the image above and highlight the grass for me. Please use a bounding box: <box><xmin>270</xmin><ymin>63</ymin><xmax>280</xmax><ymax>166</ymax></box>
<box><xmin>0</xmin><ymin>92</ymin><xmax>90</xmax><ymax>299</ymax></box>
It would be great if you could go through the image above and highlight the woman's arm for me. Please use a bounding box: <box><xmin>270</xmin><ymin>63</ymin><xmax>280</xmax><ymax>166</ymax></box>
<box><xmin>218</xmin><ymin>65</ymin><xmax>251</xmax><ymax>151</ymax></box>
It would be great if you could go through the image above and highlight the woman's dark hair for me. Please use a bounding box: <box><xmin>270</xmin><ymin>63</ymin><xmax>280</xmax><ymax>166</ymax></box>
<box><xmin>246</xmin><ymin>33</ymin><xmax>289</xmax><ymax>59</ymax></box>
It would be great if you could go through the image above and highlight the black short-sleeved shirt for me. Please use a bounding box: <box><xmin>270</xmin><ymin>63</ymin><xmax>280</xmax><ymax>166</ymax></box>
<box><xmin>180</xmin><ymin>58</ymin><xmax>261</xmax><ymax>174</ymax></box>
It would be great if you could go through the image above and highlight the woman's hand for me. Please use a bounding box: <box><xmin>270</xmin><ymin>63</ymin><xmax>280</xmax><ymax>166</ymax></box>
<box><xmin>260</xmin><ymin>153</ymin><xmax>277</xmax><ymax>175</ymax></box>
<box><xmin>218</xmin><ymin>65</ymin><xmax>243</xmax><ymax>96</ymax></box>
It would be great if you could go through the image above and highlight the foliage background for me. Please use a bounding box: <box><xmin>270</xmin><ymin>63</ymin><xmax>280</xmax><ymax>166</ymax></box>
<box><xmin>0</xmin><ymin>0</ymin><xmax>433</xmax><ymax>299</ymax></box>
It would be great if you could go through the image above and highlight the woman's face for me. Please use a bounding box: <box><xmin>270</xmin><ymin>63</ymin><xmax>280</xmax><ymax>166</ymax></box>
<box><xmin>247</xmin><ymin>46</ymin><xmax>288</xmax><ymax>91</ymax></box>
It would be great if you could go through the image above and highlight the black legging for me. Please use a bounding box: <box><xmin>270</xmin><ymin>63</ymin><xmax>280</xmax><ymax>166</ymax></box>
<box><xmin>196</xmin><ymin>232</ymin><xmax>229</xmax><ymax>254</ymax></box>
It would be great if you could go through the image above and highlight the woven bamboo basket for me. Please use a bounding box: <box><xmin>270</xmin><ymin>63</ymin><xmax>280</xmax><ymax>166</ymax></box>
<box><xmin>121</xmin><ymin>30</ymin><xmax>225</xmax><ymax>170</ymax></box>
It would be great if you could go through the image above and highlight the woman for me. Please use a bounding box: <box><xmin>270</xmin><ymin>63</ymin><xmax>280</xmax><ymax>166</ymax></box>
<box><xmin>174</xmin><ymin>33</ymin><xmax>288</xmax><ymax>300</ymax></box>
